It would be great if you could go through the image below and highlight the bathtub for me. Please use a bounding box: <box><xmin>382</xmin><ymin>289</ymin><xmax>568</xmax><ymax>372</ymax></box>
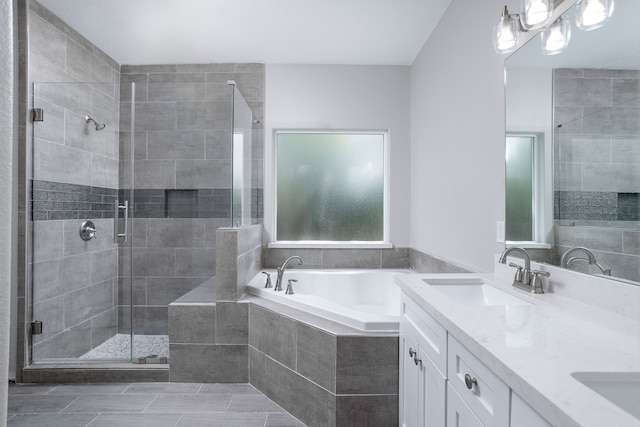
<box><xmin>245</xmin><ymin>269</ymin><xmax>411</xmax><ymax>331</ymax></box>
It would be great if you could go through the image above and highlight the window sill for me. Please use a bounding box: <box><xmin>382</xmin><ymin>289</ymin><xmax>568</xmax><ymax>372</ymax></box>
<box><xmin>268</xmin><ymin>242</ymin><xmax>393</xmax><ymax>249</ymax></box>
<box><xmin>505</xmin><ymin>241</ymin><xmax>553</xmax><ymax>249</ymax></box>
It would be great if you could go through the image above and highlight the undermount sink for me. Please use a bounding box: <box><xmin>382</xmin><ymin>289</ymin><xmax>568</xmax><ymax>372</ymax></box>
<box><xmin>423</xmin><ymin>277</ymin><xmax>532</xmax><ymax>307</ymax></box>
<box><xmin>572</xmin><ymin>372</ymin><xmax>640</xmax><ymax>421</ymax></box>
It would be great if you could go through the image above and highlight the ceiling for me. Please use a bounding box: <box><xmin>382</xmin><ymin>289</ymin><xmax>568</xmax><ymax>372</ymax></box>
<box><xmin>37</xmin><ymin>0</ymin><xmax>453</xmax><ymax>66</ymax></box>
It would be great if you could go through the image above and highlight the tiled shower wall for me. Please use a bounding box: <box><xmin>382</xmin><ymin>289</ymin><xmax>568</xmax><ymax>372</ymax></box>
<box><xmin>553</xmin><ymin>68</ymin><xmax>640</xmax><ymax>281</ymax></box>
<box><xmin>27</xmin><ymin>0</ymin><xmax>121</xmax><ymax>358</ymax></box>
<box><xmin>118</xmin><ymin>64</ymin><xmax>264</xmax><ymax>334</ymax></box>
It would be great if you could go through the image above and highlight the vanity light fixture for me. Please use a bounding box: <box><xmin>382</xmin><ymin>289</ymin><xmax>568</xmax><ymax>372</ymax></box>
<box><xmin>541</xmin><ymin>16</ymin><xmax>571</xmax><ymax>55</ymax></box>
<box><xmin>575</xmin><ymin>0</ymin><xmax>614</xmax><ymax>31</ymax></box>
<box><xmin>494</xmin><ymin>0</ymin><xmax>613</xmax><ymax>56</ymax></box>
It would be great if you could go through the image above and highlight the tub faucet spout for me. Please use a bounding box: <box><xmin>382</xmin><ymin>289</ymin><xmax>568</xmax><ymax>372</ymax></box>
<box><xmin>275</xmin><ymin>256</ymin><xmax>303</xmax><ymax>291</ymax></box>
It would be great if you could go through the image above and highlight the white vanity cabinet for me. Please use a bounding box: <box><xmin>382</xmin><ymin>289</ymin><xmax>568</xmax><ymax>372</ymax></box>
<box><xmin>400</xmin><ymin>291</ymin><xmax>551</xmax><ymax>427</ymax></box>
<box><xmin>400</xmin><ymin>294</ymin><xmax>447</xmax><ymax>427</ymax></box>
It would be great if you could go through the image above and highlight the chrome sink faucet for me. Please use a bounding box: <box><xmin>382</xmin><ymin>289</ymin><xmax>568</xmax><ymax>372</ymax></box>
<box><xmin>275</xmin><ymin>256</ymin><xmax>303</xmax><ymax>291</ymax></box>
<box><xmin>499</xmin><ymin>247</ymin><xmax>532</xmax><ymax>286</ymax></box>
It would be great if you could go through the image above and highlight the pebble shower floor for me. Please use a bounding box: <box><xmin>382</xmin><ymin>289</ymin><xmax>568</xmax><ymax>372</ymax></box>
<box><xmin>80</xmin><ymin>334</ymin><xmax>169</xmax><ymax>360</ymax></box>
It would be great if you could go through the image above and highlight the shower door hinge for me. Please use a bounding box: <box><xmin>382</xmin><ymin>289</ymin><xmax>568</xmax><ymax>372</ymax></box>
<box><xmin>30</xmin><ymin>320</ymin><xmax>43</xmax><ymax>335</ymax></box>
<box><xmin>32</xmin><ymin>108</ymin><xmax>44</xmax><ymax>122</ymax></box>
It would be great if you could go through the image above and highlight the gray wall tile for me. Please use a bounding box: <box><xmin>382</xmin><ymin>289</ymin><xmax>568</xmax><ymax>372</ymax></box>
<box><xmin>335</xmin><ymin>394</ymin><xmax>398</xmax><ymax>427</ymax></box>
<box><xmin>169</xmin><ymin>303</ymin><xmax>215</xmax><ymax>344</ymax></box>
<box><xmin>264</xmin><ymin>354</ymin><xmax>336</xmax><ymax>427</ymax></box>
<box><xmin>296</xmin><ymin>324</ymin><xmax>337</xmax><ymax>392</ymax></box>
<box><xmin>249</xmin><ymin>305</ymin><xmax>297</xmax><ymax>370</ymax></box>
<box><xmin>215</xmin><ymin>301</ymin><xmax>248</xmax><ymax>345</ymax></box>
<box><xmin>147</xmin><ymin>130</ymin><xmax>205</xmax><ymax>160</ymax></box>
<box><xmin>169</xmin><ymin>344</ymin><xmax>248</xmax><ymax>383</ymax></box>
<box><xmin>322</xmin><ymin>249</ymin><xmax>381</xmax><ymax>268</ymax></box>
<box><xmin>336</xmin><ymin>336</ymin><xmax>398</xmax><ymax>394</ymax></box>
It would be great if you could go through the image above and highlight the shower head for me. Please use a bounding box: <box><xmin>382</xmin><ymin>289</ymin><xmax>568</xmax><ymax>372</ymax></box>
<box><xmin>85</xmin><ymin>115</ymin><xmax>106</xmax><ymax>131</ymax></box>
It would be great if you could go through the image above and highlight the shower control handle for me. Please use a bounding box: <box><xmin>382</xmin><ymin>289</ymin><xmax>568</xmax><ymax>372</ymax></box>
<box><xmin>79</xmin><ymin>221</ymin><xmax>97</xmax><ymax>241</ymax></box>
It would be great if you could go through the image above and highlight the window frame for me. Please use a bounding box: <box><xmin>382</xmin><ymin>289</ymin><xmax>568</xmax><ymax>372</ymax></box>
<box><xmin>269</xmin><ymin>129</ymin><xmax>391</xmax><ymax>248</ymax></box>
<box><xmin>505</xmin><ymin>132</ymin><xmax>552</xmax><ymax>248</ymax></box>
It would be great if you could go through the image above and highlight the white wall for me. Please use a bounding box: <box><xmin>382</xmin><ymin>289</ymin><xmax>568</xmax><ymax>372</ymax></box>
<box><xmin>1</xmin><ymin>0</ymin><xmax>16</xmax><ymax>419</ymax></box>
<box><xmin>264</xmin><ymin>64</ymin><xmax>411</xmax><ymax>246</ymax></box>
<box><xmin>409</xmin><ymin>0</ymin><xmax>509</xmax><ymax>272</ymax></box>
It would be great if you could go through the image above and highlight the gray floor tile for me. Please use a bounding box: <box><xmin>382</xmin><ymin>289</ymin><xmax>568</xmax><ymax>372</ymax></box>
<box><xmin>50</xmin><ymin>383</ymin><xmax>130</xmax><ymax>395</ymax></box>
<box><xmin>7</xmin><ymin>413</ymin><xmax>98</xmax><ymax>427</ymax></box>
<box><xmin>198</xmin><ymin>383</ymin><xmax>260</xmax><ymax>395</ymax></box>
<box><xmin>145</xmin><ymin>394</ymin><xmax>231</xmax><ymax>413</ymax></box>
<box><xmin>177</xmin><ymin>412</ymin><xmax>267</xmax><ymax>427</ymax></box>
<box><xmin>88</xmin><ymin>412</ymin><xmax>182</xmax><ymax>427</ymax></box>
<box><xmin>267</xmin><ymin>413</ymin><xmax>307</xmax><ymax>427</ymax></box>
<box><xmin>227</xmin><ymin>393</ymin><xmax>285</xmax><ymax>413</ymax></box>
<box><xmin>6</xmin><ymin>382</ymin><xmax>308</xmax><ymax>427</ymax></box>
<box><xmin>8</xmin><ymin>395</ymin><xmax>78</xmax><ymax>414</ymax></box>
<box><xmin>8</xmin><ymin>384</ymin><xmax>58</xmax><ymax>395</ymax></box>
<box><xmin>62</xmin><ymin>394</ymin><xmax>155</xmax><ymax>413</ymax></box>
<box><xmin>125</xmin><ymin>382</ymin><xmax>203</xmax><ymax>394</ymax></box>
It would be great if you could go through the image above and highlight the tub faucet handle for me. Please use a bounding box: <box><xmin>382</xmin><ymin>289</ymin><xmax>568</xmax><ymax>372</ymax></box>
<box><xmin>285</xmin><ymin>279</ymin><xmax>297</xmax><ymax>295</ymax></box>
<box><xmin>261</xmin><ymin>271</ymin><xmax>272</xmax><ymax>288</ymax></box>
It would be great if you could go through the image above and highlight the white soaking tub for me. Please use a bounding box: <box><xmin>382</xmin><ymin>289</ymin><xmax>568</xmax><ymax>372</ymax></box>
<box><xmin>245</xmin><ymin>269</ymin><xmax>411</xmax><ymax>331</ymax></box>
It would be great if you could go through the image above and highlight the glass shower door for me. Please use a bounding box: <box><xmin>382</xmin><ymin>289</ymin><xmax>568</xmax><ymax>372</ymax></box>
<box><xmin>30</xmin><ymin>81</ymin><xmax>134</xmax><ymax>362</ymax></box>
<box><xmin>231</xmin><ymin>83</ymin><xmax>254</xmax><ymax>227</ymax></box>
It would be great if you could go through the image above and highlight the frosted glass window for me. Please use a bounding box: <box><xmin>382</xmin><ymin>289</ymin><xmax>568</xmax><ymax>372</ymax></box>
<box><xmin>276</xmin><ymin>131</ymin><xmax>386</xmax><ymax>242</ymax></box>
<box><xmin>506</xmin><ymin>135</ymin><xmax>535</xmax><ymax>241</ymax></box>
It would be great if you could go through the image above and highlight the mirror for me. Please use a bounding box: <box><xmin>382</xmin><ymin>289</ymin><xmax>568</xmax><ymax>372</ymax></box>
<box><xmin>505</xmin><ymin>0</ymin><xmax>640</xmax><ymax>285</ymax></box>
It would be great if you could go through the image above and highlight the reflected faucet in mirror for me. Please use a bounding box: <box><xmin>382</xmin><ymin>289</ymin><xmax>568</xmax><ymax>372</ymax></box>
<box><xmin>560</xmin><ymin>247</ymin><xmax>612</xmax><ymax>276</ymax></box>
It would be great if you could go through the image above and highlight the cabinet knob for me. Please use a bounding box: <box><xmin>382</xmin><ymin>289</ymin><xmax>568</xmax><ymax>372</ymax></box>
<box><xmin>464</xmin><ymin>373</ymin><xmax>478</xmax><ymax>390</ymax></box>
<box><xmin>409</xmin><ymin>348</ymin><xmax>416</xmax><ymax>358</ymax></box>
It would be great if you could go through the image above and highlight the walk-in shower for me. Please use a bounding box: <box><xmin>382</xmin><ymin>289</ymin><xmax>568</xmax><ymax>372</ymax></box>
<box><xmin>27</xmin><ymin>78</ymin><xmax>257</xmax><ymax>365</ymax></box>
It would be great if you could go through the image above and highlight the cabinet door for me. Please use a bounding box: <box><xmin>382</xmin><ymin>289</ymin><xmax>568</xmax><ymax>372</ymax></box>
<box><xmin>510</xmin><ymin>392</ymin><xmax>551</xmax><ymax>427</ymax></box>
<box><xmin>447</xmin><ymin>383</ymin><xmax>485</xmax><ymax>427</ymax></box>
<box><xmin>401</xmin><ymin>322</ymin><xmax>447</xmax><ymax>427</ymax></box>
<box><xmin>400</xmin><ymin>330</ymin><xmax>422</xmax><ymax>427</ymax></box>
<box><xmin>422</xmin><ymin>348</ymin><xmax>446</xmax><ymax>426</ymax></box>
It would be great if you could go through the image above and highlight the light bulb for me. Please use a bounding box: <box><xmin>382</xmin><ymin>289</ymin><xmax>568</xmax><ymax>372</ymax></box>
<box><xmin>576</xmin><ymin>0</ymin><xmax>614</xmax><ymax>31</ymax></box>
<box><xmin>541</xmin><ymin>17</ymin><xmax>571</xmax><ymax>55</ymax></box>
<box><xmin>521</xmin><ymin>0</ymin><xmax>553</xmax><ymax>30</ymax></box>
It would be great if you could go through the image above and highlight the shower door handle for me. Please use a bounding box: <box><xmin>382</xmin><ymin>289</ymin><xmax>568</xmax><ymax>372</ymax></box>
<box><xmin>114</xmin><ymin>200</ymin><xmax>129</xmax><ymax>242</ymax></box>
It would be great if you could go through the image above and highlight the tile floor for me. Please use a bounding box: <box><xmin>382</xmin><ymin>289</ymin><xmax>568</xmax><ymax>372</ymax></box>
<box><xmin>7</xmin><ymin>382</ymin><xmax>306</xmax><ymax>426</ymax></box>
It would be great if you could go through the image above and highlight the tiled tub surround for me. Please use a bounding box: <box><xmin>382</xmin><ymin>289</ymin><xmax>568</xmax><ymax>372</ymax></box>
<box><xmin>553</xmin><ymin>68</ymin><xmax>640</xmax><ymax>282</ymax></box>
<box><xmin>397</xmin><ymin>267</ymin><xmax>640</xmax><ymax>427</ymax></box>
<box><xmin>248</xmin><ymin>298</ymin><xmax>399</xmax><ymax>427</ymax></box>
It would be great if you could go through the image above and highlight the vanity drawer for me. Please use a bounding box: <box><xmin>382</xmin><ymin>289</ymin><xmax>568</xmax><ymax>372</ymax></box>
<box><xmin>401</xmin><ymin>293</ymin><xmax>447</xmax><ymax>374</ymax></box>
<box><xmin>447</xmin><ymin>335</ymin><xmax>509</xmax><ymax>427</ymax></box>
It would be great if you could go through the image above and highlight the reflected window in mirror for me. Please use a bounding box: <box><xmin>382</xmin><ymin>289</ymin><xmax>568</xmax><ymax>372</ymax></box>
<box><xmin>506</xmin><ymin>135</ymin><xmax>535</xmax><ymax>242</ymax></box>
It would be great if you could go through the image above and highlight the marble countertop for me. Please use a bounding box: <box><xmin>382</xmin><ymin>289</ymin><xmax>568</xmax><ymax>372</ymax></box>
<box><xmin>395</xmin><ymin>272</ymin><xmax>640</xmax><ymax>427</ymax></box>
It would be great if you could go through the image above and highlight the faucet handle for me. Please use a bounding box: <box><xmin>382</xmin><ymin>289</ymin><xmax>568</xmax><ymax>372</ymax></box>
<box><xmin>261</xmin><ymin>271</ymin><xmax>272</xmax><ymax>288</ymax></box>
<box><xmin>285</xmin><ymin>279</ymin><xmax>297</xmax><ymax>295</ymax></box>
<box><xmin>530</xmin><ymin>270</ymin><xmax>549</xmax><ymax>294</ymax></box>
<box><xmin>508</xmin><ymin>262</ymin><xmax>524</xmax><ymax>283</ymax></box>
